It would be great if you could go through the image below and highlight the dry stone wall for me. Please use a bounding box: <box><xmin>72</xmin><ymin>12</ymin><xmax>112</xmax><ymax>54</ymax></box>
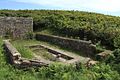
<box><xmin>4</xmin><ymin>40</ymin><xmax>48</xmax><ymax>68</ymax></box>
<box><xmin>3</xmin><ymin>40</ymin><xmax>97</xmax><ymax>68</ymax></box>
<box><xmin>36</xmin><ymin>34</ymin><xmax>97</xmax><ymax>56</ymax></box>
<box><xmin>0</xmin><ymin>17</ymin><xmax>33</xmax><ymax>39</ymax></box>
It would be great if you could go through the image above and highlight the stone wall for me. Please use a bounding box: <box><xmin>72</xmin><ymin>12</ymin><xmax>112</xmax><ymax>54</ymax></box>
<box><xmin>4</xmin><ymin>40</ymin><xmax>96</xmax><ymax>68</ymax></box>
<box><xmin>36</xmin><ymin>34</ymin><xmax>97</xmax><ymax>56</ymax></box>
<box><xmin>28</xmin><ymin>44</ymin><xmax>91</xmax><ymax>64</ymax></box>
<box><xmin>4</xmin><ymin>40</ymin><xmax>48</xmax><ymax>68</ymax></box>
<box><xmin>0</xmin><ymin>17</ymin><xmax>33</xmax><ymax>39</ymax></box>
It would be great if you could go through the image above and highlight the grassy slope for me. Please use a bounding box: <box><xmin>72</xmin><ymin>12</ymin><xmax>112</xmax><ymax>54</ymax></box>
<box><xmin>0</xmin><ymin>39</ymin><xmax>120</xmax><ymax>80</ymax></box>
<box><xmin>1</xmin><ymin>10</ymin><xmax>120</xmax><ymax>47</ymax></box>
<box><xmin>0</xmin><ymin>10</ymin><xmax>120</xmax><ymax>79</ymax></box>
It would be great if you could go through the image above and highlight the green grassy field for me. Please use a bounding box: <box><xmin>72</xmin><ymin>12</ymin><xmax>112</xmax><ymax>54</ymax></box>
<box><xmin>0</xmin><ymin>39</ymin><xmax>120</xmax><ymax>80</ymax></box>
<box><xmin>0</xmin><ymin>10</ymin><xmax>120</xmax><ymax>80</ymax></box>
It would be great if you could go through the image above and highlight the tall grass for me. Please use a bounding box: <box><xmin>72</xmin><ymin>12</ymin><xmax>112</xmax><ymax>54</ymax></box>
<box><xmin>12</xmin><ymin>42</ymin><xmax>33</xmax><ymax>59</ymax></box>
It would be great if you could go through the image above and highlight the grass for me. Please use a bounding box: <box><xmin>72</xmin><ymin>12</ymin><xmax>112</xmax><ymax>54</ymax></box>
<box><xmin>0</xmin><ymin>38</ymin><xmax>120</xmax><ymax>80</ymax></box>
<box><xmin>15</xmin><ymin>45</ymin><xmax>33</xmax><ymax>59</ymax></box>
<box><xmin>11</xmin><ymin>39</ymin><xmax>86</xmax><ymax>62</ymax></box>
<box><xmin>11</xmin><ymin>39</ymin><xmax>87</xmax><ymax>58</ymax></box>
<box><xmin>0</xmin><ymin>38</ymin><xmax>38</xmax><ymax>80</ymax></box>
<box><xmin>31</xmin><ymin>47</ymin><xmax>57</xmax><ymax>61</ymax></box>
<box><xmin>11</xmin><ymin>40</ymin><xmax>35</xmax><ymax>59</ymax></box>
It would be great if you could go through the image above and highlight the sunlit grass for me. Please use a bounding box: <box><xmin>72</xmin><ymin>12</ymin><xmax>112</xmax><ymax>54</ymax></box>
<box><xmin>11</xmin><ymin>40</ymin><xmax>35</xmax><ymax>59</ymax></box>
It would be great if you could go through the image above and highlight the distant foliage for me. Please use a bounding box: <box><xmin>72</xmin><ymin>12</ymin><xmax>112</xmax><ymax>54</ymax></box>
<box><xmin>0</xmin><ymin>10</ymin><xmax>120</xmax><ymax>48</ymax></box>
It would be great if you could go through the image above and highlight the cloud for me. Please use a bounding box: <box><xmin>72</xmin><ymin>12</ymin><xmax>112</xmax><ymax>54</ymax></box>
<box><xmin>11</xmin><ymin>0</ymin><xmax>120</xmax><ymax>12</ymax></box>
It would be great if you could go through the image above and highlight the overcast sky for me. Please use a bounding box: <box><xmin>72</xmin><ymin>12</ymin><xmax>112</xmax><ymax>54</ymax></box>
<box><xmin>0</xmin><ymin>0</ymin><xmax>120</xmax><ymax>16</ymax></box>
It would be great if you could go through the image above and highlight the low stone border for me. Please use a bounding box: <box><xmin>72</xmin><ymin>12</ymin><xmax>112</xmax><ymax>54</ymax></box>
<box><xmin>27</xmin><ymin>44</ymin><xmax>91</xmax><ymax>64</ymax></box>
<box><xmin>36</xmin><ymin>34</ymin><xmax>97</xmax><ymax>56</ymax></box>
<box><xmin>3</xmin><ymin>40</ymin><xmax>49</xmax><ymax>68</ymax></box>
<box><xmin>3</xmin><ymin>40</ymin><xmax>99</xmax><ymax>68</ymax></box>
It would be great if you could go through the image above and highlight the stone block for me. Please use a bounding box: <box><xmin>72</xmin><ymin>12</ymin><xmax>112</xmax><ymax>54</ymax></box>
<box><xmin>0</xmin><ymin>17</ymin><xmax>33</xmax><ymax>39</ymax></box>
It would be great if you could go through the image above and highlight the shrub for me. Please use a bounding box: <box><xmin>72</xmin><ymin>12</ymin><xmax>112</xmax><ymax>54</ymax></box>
<box><xmin>105</xmin><ymin>49</ymin><xmax>120</xmax><ymax>74</ymax></box>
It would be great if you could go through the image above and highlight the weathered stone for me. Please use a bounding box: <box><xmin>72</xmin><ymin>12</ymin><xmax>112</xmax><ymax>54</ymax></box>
<box><xmin>4</xmin><ymin>40</ymin><xmax>48</xmax><ymax>68</ymax></box>
<box><xmin>4</xmin><ymin>40</ymin><xmax>21</xmax><ymax>64</ymax></box>
<box><xmin>0</xmin><ymin>17</ymin><xmax>33</xmax><ymax>39</ymax></box>
<box><xmin>96</xmin><ymin>50</ymin><xmax>113</xmax><ymax>60</ymax></box>
<box><xmin>36</xmin><ymin>34</ymin><xmax>97</xmax><ymax>56</ymax></box>
<box><xmin>86</xmin><ymin>60</ymin><xmax>98</xmax><ymax>67</ymax></box>
<box><xmin>4</xmin><ymin>39</ymin><xmax>98</xmax><ymax>68</ymax></box>
<box><xmin>28</xmin><ymin>44</ymin><xmax>92</xmax><ymax>64</ymax></box>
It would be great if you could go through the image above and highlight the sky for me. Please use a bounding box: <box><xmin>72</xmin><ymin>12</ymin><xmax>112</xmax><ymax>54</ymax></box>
<box><xmin>0</xmin><ymin>0</ymin><xmax>120</xmax><ymax>16</ymax></box>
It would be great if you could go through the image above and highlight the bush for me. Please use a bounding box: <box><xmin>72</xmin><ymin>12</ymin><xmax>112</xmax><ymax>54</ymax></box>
<box><xmin>114</xmin><ymin>35</ymin><xmax>120</xmax><ymax>48</ymax></box>
<box><xmin>1</xmin><ymin>10</ymin><xmax>120</xmax><ymax>48</ymax></box>
<box><xmin>105</xmin><ymin>49</ymin><xmax>120</xmax><ymax>74</ymax></box>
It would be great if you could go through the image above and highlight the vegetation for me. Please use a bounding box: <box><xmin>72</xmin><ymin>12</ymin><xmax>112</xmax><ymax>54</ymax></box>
<box><xmin>105</xmin><ymin>49</ymin><xmax>120</xmax><ymax>74</ymax></box>
<box><xmin>0</xmin><ymin>38</ymin><xmax>120</xmax><ymax>80</ymax></box>
<box><xmin>0</xmin><ymin>10</ymin><xmax>120</xmax><ymax>48</ymax></box>
<box><xmin>0</xmin><ymin>10</ymin><xmax>120</xmax><ymax>80</ymax></box>
<box><xmin>11</xmin><ymin>40</ymin><xmax>85</xmax><ymax>57</ymax></box>
<box><xmin>13</xmin><ymin>44</ymin><xmax>33</xmax><ymax>59</ymax></box>
<box><xmin>11</xmin><ymin>39</ymin><xmax>83</xmax><ymax>61</ymax></box>
<box><xmin>30</xmin><ymin>47</ymin><xmax>57</xmax><ymax>61</ymax></box>
<box><xmin>11</xmin><ymin>41</ymin><xmax>34</xmax><ymax>59</ymax></box>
